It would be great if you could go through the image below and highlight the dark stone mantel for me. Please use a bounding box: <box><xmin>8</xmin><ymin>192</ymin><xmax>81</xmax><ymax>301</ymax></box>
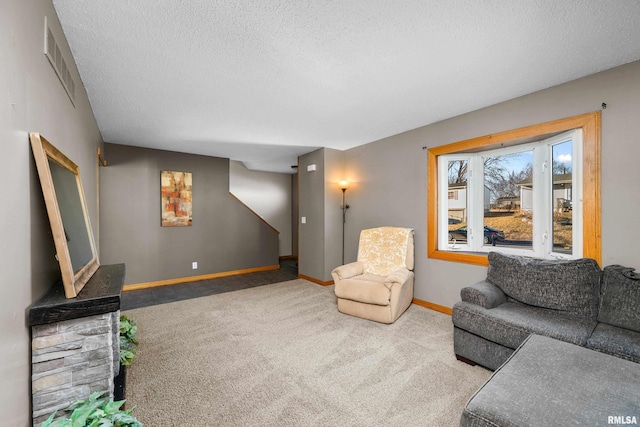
<box><xmin>29</xmin><ymin>264</ymin><xmax>126</xmax><ymax>326</ymax></box>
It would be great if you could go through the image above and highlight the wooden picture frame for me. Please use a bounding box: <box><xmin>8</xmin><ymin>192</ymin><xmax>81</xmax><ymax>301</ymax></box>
<box><xmin>30</xmin><ymin>132</ymin><xmax>99</xmax><ymax>298</ymax></box>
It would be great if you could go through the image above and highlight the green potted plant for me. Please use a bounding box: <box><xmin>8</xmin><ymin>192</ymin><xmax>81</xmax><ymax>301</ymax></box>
<box><xmin>119</xmin><ymin>315</ymin><xmax>139</xmax><ymax>366</ymax></box>
<box><xmin>41</xmin><ymin>391</ymin><xmax>142</xmax><ymax>426</ymax></box>
<box><xmin>115</xmin><ymin>315</ymin><xmax>139</xmax><ymax>401</ymax></box>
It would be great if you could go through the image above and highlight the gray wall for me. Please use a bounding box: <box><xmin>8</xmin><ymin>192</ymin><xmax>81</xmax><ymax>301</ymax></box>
<box><xmin>100</xmin><ymin>144</ymin><xmax>279</xmax><ymax>285</ymax></box>
<box><xmin>291</xmin><ymin>173</ymin><xmax>299</xmax><ymax>256</ymax></box>
<box><xmin>298</xmin><ymin>148</ymin><xmax>345</xmax><ymax>282</ymax></box>
<box><xmin>344</xmin><ymin>59</ymin><xmax>640</xmax><ymax>309</ymax></box>
<box><xmin>1</xmin><ymin>1</ymin><xmax>103</xmax><ymax>423</ymax></box>
<box><xmin>324</xmin><ymin>148</ymin><xmax>346</xmax><ymax>276</ymax></box>
<box><xmin>229</xmin><ymin>161</ymin><xmax>293</xmax><ymax>257</ymax></box>
<box><xmin>299</xmin><ymin>149</ymin><xmax>326</xmax><ymax>280</ymax></box>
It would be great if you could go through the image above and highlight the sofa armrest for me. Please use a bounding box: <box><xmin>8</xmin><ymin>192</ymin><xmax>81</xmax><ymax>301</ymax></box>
<box><xmin>460</xmin><ymin>280</ymin><xmax>507</xmax><ymax>309</ymax></box>
<box><xmin>332</xmin><ymin>262</ymin><xmax>364</xmax><ymax>281</ymax></box>
<box><xmin>385</xmin><ymin>268</ymin><xmax>412</xmax><ymax>289</ymax></box>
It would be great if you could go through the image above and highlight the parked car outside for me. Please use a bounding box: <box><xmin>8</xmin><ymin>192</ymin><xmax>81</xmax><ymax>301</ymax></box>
<box><xmin>448</xmin><ymin>225</ymin><xmax>505</xmax><ymax>245</ymax></box>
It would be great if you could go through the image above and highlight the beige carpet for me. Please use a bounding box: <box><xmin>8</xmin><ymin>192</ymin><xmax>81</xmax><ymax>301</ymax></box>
<box><xmin>124</xmin><ymin>279</ymin><xmax>490</xmax><ymax>426</ymax></box>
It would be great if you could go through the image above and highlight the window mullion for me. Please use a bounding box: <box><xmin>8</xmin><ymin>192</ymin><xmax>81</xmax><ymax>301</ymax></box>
<box><xmin>571</xmin><ymin>130</ymin><xmax>583</xmax><ymax>258</ymax></box>
<box><xmin>438</xmin><ymin>155</ymin><xmax>451</xmax><ymax>249</ymax></box>
<box><xmin>532</xmin><ymin>145</ymin><xmax>550</xmax><ymax>257</ymax></box>
<box><xmin>469</xmin><ymin>155</ymin><xmax>484</xmax><ymax>252</ymax></box>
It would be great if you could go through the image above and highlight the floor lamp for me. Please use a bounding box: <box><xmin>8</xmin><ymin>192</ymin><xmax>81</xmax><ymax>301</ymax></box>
<box><xmin>339</xmin><ymin>180</ymin><xmax>350</xmax><ymax>265</ymax></box>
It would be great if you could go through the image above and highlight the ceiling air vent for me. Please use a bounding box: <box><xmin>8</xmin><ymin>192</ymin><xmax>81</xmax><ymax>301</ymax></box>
<box><xmin>44</xmin><ymin>16</ymin><xmax>76</xmax><ymax>106</ymax></box>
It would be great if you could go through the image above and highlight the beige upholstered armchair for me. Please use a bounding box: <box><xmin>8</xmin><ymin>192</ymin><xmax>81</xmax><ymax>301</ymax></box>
<box><xmin>331</xmin><ymin>226</ymin><xmax>415</xmax><ymax>324</ymax></box>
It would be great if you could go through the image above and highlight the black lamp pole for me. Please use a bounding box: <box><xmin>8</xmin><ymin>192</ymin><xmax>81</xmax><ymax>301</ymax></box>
<box><xmin>341</xmin><ymin>187</ymin><xmax>349</xmax><ymax>265</ymax></box>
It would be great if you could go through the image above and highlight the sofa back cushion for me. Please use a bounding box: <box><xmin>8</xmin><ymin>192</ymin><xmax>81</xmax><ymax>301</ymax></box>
<box><xmin>487</xmin><ymin>252</ymin><xmax>601</xmax><ymax>319</ymax></box>
<box><xmin>598</xmin><ymin>265</ymin><xmax>640</xmax><ymax>332</ymax></box>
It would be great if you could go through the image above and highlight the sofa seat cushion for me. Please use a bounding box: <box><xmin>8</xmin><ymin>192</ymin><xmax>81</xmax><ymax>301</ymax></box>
<box><xmin>598</xmin><ymin>265</ymin><xmax>640</xmax><ymax>332</ymax></box>
<box><xmin>486</xmin><ymin>252</ymin><xmax>601</xmax><ymax>319</ymax></box>
<box><xmin>461</xmin><ymin>334</ymin><xmax>640</xmax><ymax>427</ymax></box>
<box><xmin>586</xmin><ymin>323</ymin><xmax>640</xmax><ymax>364</ymax></box>
<box><xmin>452</xmin><ymin>300</ymin><xmax>597</xmax><ymax>350</ymax></box>
<box><xmin>334</xmin><ymin>274</ymin><xmax>390</xmax><ymax>306</ymax></box>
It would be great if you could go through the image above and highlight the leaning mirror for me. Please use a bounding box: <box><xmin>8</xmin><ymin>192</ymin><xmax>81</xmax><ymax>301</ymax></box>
<box><xmin>30</xmin><ymin>132</ymin><xmax>99</xmax><ymax>298</ymax></box>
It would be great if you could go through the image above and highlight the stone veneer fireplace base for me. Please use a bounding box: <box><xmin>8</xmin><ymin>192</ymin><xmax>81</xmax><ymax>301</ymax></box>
<box><xmin>29</xmin><ymin>264</ymin><xmax>125</xmax><ymax>425</ymax></box>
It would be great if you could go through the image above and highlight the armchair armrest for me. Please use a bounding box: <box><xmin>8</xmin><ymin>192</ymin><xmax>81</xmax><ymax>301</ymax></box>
<box><xmin>385</xmin><ymin>268</ymin><xmax>412</xmax><ymax>289</ymax></box>
<box><xmin>332</xmin><ymin>262</ymin><xmax>364</xmax><ymax>281</ymax></box>
<box><xmin>460</xmin><ymin>280</ymin><xmax>507</xmax><ymax>309</ymax></box>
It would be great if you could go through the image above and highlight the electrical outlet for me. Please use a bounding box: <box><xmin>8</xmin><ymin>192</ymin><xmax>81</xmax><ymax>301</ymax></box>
<box><xmin>192</xmin><ymin>261</ymin><xmax>198</xmax><ymax>269</ymax></box>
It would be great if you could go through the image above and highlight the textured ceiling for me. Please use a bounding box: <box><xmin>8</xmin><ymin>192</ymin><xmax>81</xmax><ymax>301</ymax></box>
<box><xmin>53</xmin><ymin>0</ymin><xmax>640</xmax><ymax>173</ymax></box>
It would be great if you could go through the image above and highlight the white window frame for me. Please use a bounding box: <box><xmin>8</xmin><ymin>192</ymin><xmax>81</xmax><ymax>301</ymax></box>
<box><xmin>437</xmin><ymin>129</ymin><xmax>582</xmax><ymax>260</ymax></box>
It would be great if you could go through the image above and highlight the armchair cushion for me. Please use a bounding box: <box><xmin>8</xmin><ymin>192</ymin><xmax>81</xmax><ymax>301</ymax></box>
<box><xmin>331</xmin><ymin>261</ymin><xmax>364</xmax><ymax>281</ymax></box>
<box><xmin>334</xmin><ymin>274</ymin><xmax>390</xmax><ymax>306</ymax></box>
<box><xmin>358</xmin><ymin>227</ymin><xmax>414</xmax><ymax>276</ymax></box>
<box><xmin>385</xmin><ymin>268</ymin><xmax>413</xmax><ymax>289</ymax></box>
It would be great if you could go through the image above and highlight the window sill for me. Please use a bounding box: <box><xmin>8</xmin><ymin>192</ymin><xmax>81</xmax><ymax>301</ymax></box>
<box><xmin>428</xmin><ymin>249</ymin><xmax>489</xmax><ymax>266</ymax></box>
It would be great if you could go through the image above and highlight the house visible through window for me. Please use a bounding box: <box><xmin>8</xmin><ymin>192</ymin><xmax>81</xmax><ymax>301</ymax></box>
<box><xmin>438</xmin><ymin>130</ymin><xmax>582</xmax><ymax>259</ymax></box>
<box><xmin>427</xmin><ymin>112</ymin><xmax>601</xmax><ymax>266</ymax></box>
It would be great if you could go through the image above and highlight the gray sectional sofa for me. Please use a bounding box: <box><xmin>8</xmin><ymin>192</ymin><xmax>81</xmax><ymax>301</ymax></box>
<box><xmin>452</xmin><ymin>252</ymin><xmax>640</xmax><ymax>370</ymax></box>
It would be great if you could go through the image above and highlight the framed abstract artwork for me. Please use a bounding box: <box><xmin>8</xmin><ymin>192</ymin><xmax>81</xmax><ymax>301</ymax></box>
<box><xmin>161</xmin><ymin>171</ymin><xmax>192</xmax><ymax>226</ymax></box>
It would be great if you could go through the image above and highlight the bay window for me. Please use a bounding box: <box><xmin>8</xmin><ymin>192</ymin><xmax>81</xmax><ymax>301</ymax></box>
<box><xmin>427</xmin><ymin>112</ymin><xmax>601</xmax><ymax>266</ymax></box>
